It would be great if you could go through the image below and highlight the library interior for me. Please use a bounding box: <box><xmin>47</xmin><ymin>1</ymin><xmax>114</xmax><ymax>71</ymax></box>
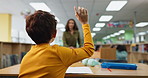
<box><xmin>0</xmin><ymin>0</ymin><xmax>148</xmax><ymax>78</ymax></box>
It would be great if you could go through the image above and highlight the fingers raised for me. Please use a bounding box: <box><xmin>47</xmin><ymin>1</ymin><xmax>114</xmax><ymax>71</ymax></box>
<box><xmin>74</xmin><ymin>6</ymin><xmax>78</xmax><ymax>15</ymax></box>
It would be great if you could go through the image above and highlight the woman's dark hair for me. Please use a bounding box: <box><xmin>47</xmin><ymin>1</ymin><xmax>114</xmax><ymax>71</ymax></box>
<box><xmin>116</xmin><ymin>45</ymin><xmax>127</xmax><ymax>52</ymax></box>
<box><xmin>26</xmin><ymin>10</ymin><xmax>57</xmax><ymax>44</ymax></box>
<box><xmin>65</xmin><ymin>19</ymin><xmax>78</xmax><ymax>32</ymax></box>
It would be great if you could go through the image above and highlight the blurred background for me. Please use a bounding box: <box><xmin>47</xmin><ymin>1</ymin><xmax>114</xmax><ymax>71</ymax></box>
<box><xmin>0</xmin><ymin>0</ymin><xmax>148</xmax><ymax>45</ymax></box>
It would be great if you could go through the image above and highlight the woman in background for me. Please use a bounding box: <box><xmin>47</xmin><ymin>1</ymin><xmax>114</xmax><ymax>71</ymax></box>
<box><xmin>63</xmin><ymin>19</ymin><xmax>81</xmax><ymax>48</ymax></box>
<box><xmin>116</xmin><ymin>45</ymin><xmax>128</xmax><ymax>61</ymax></box>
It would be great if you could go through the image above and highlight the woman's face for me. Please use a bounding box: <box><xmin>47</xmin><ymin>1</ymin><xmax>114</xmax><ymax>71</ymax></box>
<box><xmin>68</xmin><ymin>20</ymin><xmax>74</xmax><ymax>30</ymax></box>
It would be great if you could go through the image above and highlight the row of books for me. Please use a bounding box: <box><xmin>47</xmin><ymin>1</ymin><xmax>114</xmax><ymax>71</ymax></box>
<box><xmin>131</xmin><ymin>44</ymin><xmax>148</xmax><ymax>52</ymax></box>
<box><xmin>1</xmin><ymin>52</ymin><xmax>27</xmax><ymax>68</ymax></box>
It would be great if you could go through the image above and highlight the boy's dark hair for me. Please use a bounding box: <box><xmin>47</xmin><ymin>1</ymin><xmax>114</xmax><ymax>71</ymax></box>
<box><xmin>26</xmin><ymin>10</ymin><xmax>57</xmax><ymax>44</ymax></box>
<box><xmin>65</xmin><ymin>19</ymin><xmax>78</xmax><ymax>32</ymax></box>
<box><xmin>116</xmin><ymin>45</ymin><xmax>127</xmax><ymax>52</ymax></box>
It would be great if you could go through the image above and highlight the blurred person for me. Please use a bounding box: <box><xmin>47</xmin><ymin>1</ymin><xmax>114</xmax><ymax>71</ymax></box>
<box><xmin>62</xmin><ymin>19</ymin><xmax>81</xmax><ymax>48</ymax></box>
<box><xmin>116</xmin><ymin>45</ymin><xmax>128</xmax><ymax>61</ymax></box>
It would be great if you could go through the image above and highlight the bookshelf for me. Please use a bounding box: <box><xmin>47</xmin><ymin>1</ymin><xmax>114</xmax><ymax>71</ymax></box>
<box><xmin>1</xmin><ymin>42</ymin><xmax>21</xmax><ymax>54</ymax></box>
<box><xmin>99</xmin><ymin>44</ymin><xmax>131</xmax><ymax>52</ymax></box>
<box><xmin>0</xmin><ymin>41</ymin><xmax>33</xmax><ymax>68</ymax></box>
<box><xmin>95</xmin><ymin>44</ymin><xmax>148</xmax><ymax>63</ymax></box>
<box><xmin>91</xmin><ymin>48</ymin><xmax>116</xmax><ymax>60</ymax></box>
<box><xmin>20</xmin><ymin>44</ymin><xmax>32</xmax><ymax>52</ymax></box>
<box><xmin>129</xmin><ymin>43</ymin><xmax>148</xmax><ymax>63</ymax></box>
<box><xmin>131</xmin><ymin>43</ymin><xmax>148</xmax><ymax>53</ymax></box>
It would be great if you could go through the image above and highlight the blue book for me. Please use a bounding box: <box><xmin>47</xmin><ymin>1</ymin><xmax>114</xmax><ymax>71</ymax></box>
<box><xmin>101</xmin><ymin>62</ymin><xmax>137</xmax><ymax>70</ymax></box>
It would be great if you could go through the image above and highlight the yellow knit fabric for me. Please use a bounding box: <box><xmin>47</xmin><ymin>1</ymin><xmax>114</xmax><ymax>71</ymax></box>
<box><xmin>19</xmin><ymin>24</ymin><xmax>94</xmax><ymax>78</ymax></box>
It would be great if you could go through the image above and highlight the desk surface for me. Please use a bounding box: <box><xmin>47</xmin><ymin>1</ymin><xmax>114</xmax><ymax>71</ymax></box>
<box><xmin>0</xmin><ymin>62</ymin><xmax>148</xmax><ymax>77</ymax></box>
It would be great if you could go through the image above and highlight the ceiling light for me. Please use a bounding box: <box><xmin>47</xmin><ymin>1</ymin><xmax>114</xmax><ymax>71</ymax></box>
<box><xmin>136</xmin><ymin>22</ymin><xmax>148</xmax><ymax>27</ymax></box>
<box><xmin>57</xmin><ymin>24</ymin><xmax>65</xmax><ymax>28</ymax></box>
<box><xmin>119</xmin><ymin>30</ymin><xmax>125</xmax><ymax>34</ymax></box>
<box><xmin>29</xmin><ymin>2</ymin><xmax>51</xmax><ymax>12</ymax></box>
<box><xmin>99</xmin><ymin>15</ymin><xmax>113</xmax><ymax>22</ymax></box>
<box><xmin>106</xmin><ymin>35</ymin><xmax>111</xmax><ymax>39</ymax></box>
<box><xmin>106</xmin><ymin>1</ymin><xmax>128</xmax><ymax>11</ymax></box>
<box><xmin>114</xmin><ymin>32</ymin><xmax>120</xmax><ymax>36</ymax></box>
<box><xmin>93</xmin><ymin>28</ymin><xmax>101</xmax><ymax>31</ymax></box>
<box><xmin>103</xmin><ymin>37</ymin><xmax>107</xmax><ymax>40</ymax></box>
<box><xmin>91</xmin><ymin>33</ymin><xmax>96</xmax><ymax>37</ymax></box>
<box><xmin>110</xmin><ymin>34</ymin><xmax>116</xmax><ymax>37</ymax></box>
<box><xmin>138</xmin><ymin>32</ymin><xmax>146</xmax><ymax>35</ymax></box>
<box><xmin>95</xmin><ymin>23</ymin><xmax>105</xmax><ymax>27</ymax></box>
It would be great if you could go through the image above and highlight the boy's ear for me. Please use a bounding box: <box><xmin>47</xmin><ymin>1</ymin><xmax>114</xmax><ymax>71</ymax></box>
<box><xmin>53</xmin><ymin>30</ymin><xmax>57</xmax><ymax>38</ymax></box>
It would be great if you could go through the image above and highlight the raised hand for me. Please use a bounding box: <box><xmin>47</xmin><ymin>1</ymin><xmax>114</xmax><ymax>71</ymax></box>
<box><xmin>74</xmin><ymin>6</ymin><xmax>88</xmax><ymax>25</ymax></box>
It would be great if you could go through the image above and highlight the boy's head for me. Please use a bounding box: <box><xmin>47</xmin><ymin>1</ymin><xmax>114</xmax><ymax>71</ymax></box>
<box><xmin>26</xmin><ymin>10</ymin><xmax>57</xmax><ymax>44</ymax></box>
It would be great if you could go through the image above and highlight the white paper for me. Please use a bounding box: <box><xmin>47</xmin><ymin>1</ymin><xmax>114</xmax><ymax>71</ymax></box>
<box><xmin>66</xmin><ymin>67</ymin><xmax>93</xmax><ymax>74</ymax></box>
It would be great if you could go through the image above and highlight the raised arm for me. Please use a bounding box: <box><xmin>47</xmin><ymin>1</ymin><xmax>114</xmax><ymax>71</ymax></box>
<box><xmin>78</xmin><ymin>31</ymin><xmax>82</xmax><ymax>47</ymax></box>
<box><xmin>57</xmin><ymin>6</ymin><xmax>94</xmax><ymax>66</ymax></box>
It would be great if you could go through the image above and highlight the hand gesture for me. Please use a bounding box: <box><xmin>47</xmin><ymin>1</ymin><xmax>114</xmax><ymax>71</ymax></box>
<box><xmin>74</xmin><ymin>6</ymin><xmax>88</xmax><ymax>25</ymax></box>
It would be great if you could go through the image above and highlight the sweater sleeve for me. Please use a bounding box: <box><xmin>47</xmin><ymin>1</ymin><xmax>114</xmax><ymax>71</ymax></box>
<box><xmin>57</xmin><ymin>24</ymin><xmax>94</xmax><ymax>66</ymax></box>
<box><xmin>78</xmin><ymin>31</ymin><xmax>82</xmax><ymax>47</ymax></box>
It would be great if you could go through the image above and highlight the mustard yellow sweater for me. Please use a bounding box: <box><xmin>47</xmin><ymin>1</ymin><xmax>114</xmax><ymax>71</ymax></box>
<box><xmin>19</xmin><ymin>24</ymin><xmax>94</xmax><ymax>78</ymax></box>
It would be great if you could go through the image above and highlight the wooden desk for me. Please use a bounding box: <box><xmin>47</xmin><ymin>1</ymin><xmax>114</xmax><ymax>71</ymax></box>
<box><xmin>0</xmin><ymin>63</ymin><xmax>148</xmax><ymax>78</ymax></box>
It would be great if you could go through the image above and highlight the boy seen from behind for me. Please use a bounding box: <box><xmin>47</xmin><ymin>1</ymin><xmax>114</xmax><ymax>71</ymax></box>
<box><xmin>19</xmin><ymin>6</ymin><xmax>94</xmax><ymax>78</ymax></box>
